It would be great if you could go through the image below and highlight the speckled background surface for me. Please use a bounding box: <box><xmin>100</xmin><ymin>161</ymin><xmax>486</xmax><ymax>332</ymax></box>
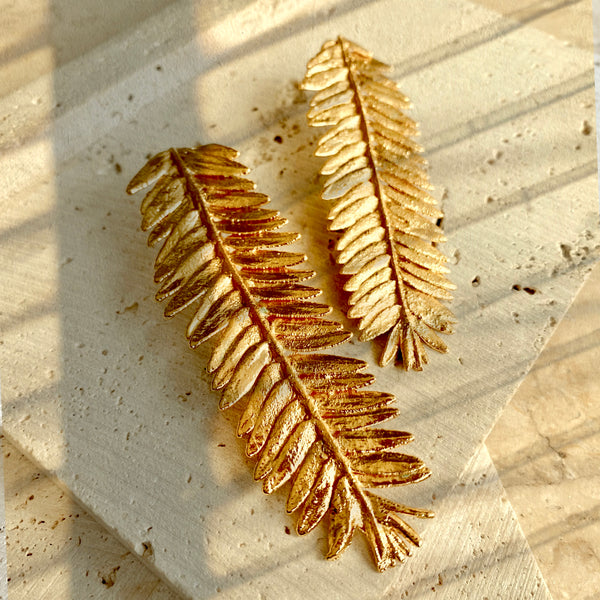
<box><xmin>0</xmin><ymin>1</ymin><xmax>598</xmax><ymax>598</ymax></box>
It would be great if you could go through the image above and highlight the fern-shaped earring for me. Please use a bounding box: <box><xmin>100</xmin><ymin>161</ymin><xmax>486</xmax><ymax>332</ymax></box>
<box><xmin>301</xmin><ymin>38</ymin><xmax>456</xmax><ymax>370</ymax></box>
<box><xmin>126</xmin><ymin>144</ymin><xmax>433</xmax><ymax>571</ymax></box>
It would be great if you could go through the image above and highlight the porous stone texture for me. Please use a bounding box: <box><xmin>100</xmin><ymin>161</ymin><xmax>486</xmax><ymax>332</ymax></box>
<box><xmin>0</xmin><ymin>0</ymin><xmax>597</xmax><ymax>598</ymax></box>
<box><xmin>2</xmin><ymin>437</ymin><xmax>178</xmax><ymax>599</ymax></box>
<box><xmin>488</xmin><ymin>263</ymin><xmax>600</xmax><ymax>600</ymax></box>
<box><xmin>0</xmin><ymin>433</ymin><xmax>7</xmax><ymax>599</ymax></box>
<box><xmin>2</xmin><ymin>433</ymin><xmax>551</xmax><ymax>599</ymax></box>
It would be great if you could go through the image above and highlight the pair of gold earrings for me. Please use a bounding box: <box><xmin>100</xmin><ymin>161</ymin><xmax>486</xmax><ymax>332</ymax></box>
<box><xmin>126</xmin><ymin>37</ymin><xmax>454</xmax><ymax>572</ymax></box>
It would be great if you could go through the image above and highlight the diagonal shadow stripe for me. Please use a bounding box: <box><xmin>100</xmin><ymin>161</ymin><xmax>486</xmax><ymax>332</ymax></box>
<box><xmin>393</xmin><ymin>0</ymin><xmax>587</xmax><ymax>78</ymax></box>
<box><xmin>424</xmin><ymin>69</ymin><xmax>594</xmax><ymax>155</ymax></box>
<box><xmin>445</xmin><ymin>159</ymin><xmax>598</xmax><ymax>234</ymax></box>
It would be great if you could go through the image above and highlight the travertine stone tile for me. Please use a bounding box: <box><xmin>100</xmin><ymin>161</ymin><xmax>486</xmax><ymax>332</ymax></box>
<box><xmin>0</xmin><ymin>0</ymin><xmax>597</xmax><ymax>598</ymax></box>
<box><xmin>2</xmin><ymin>437</ymin><xmax>179</xmax><ymax>600</ymax></box>
<box><xmin>2</xmin><ymin>435</ymin><xmax>551</xmax><ymax>600</ymax></box>
<box><xmin>487</xmin><ymin>262</ymin><xmax>600</xmax><ymax>600</ymax></box>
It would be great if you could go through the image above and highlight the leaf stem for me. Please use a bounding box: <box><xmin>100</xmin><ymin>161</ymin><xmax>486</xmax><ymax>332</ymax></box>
<box><xmin>170</xmin><ymin>147</ymin><xmax>389</xmax><ymax>566</ymax></box>
<box><xmin>338</xmin><ymin>37</ymin><xmax>414</xmax><ymax>362</ymax></box>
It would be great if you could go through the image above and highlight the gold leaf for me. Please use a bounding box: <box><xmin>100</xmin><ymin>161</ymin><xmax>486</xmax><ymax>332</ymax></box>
<box><xmin>296</xmin><ymin>458</ymin><xmax>337</xmax><ymax>535</ymax></box>
<box><xmin>287</xmin><ymin>441</ymin><xmax>327</xmax><ymax>514</ymax></box>
<box><xmin>324</xmin><ymin>407</ymin><xmax>399</xmax><ymax>431</ymax></box>
<box><xmin>212</xmin><ymin>324</ymin><xmax>261</xmax><ymax>390</ymax></box>
<box><xmin>262</xmin><ymin>420</ymin><xmax>318</xmax><ymax>494</ymax></box>
<box><xmin>237</xmin><ymin>362</ymin><xmax>283</xmax><ymax>437</ymax></box>
<box><xmin>307</xmin><ymin>374</ymin><xmax>375</xmax><ymax>391</ymax></box>
<box><xmin>219</xmin><ymin>341</ymin><xmax>271</xmax><ymax>410</ymax></box>
<box><xmin>187</xmin><ymin>288</ymin><xmax>243</xmax><ymax>347</ymax></box>
<box><xmin>127</xmin><ymin>150</ymin><xmax>174</xmax><ymax>194</ymax></box>
<box><xmin>302</xmin><ymin>37</ymin><xmax>456</xmax><ymax>369</ymax></box>
<box><xmin>232</xmin><ymin>249</ymin><xmax>307</xmax><ymax>270</ymax></box>
<box><xmin>353</xmin><ymin>452</ymin><xmax>430</xmax><ymax>487</ymax></box>
<box><xmin>246</xmin><ymin>378</ymin><xmax>294</xmax><ymax>457</ymax></box>
<box><xmin>207</xmin><ymin>191</ymin><xmax>270</xmax><ymax>209</ymax></box>
<box><xmin>254</xmin><ymin>400</ymin><xmax>306</xmax><ymax>480</ymax></box>
<box><xmin>290</xmin><ymin>354</ymin><xmax>368</xmax><ymax>375</ymax></box>
<box><xmin>339</xmin><ymin>429</ymin><xmax>414</xmax><ymax>455</ymax></box>
<box><xmin>317</xmin><ymin>390</ymin><xmax>395</xmax><ymax>413</ymax></box>
<box><xmin>207</xmin><ymin>308</ymin><xmax>252</xmax><ymax>372</ymax></box>
<box><xmin>327</xmin><ymin>477</ymin><xmax>361</xmax><ymax>560</ymax></box>
<box><xmin>127</xmin><ymin>144</ymin><xmax>432</xmax><ymax>571</ymax></box>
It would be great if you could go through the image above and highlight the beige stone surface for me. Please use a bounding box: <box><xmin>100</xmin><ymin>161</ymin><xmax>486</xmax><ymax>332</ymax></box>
<box><xmin>2</xmin><ymin>436</ymin><xmax>178</xmax><ymax>599</ymax></box>
<box><xmin>2</xmin><ymin>436</ymin><xmax>551</xmax><ymax>600</ymax></box>
<box><xmin>487</xmin><ymin>262</ymin><xmax>600</xmax><ymax>600</ymax></box>
<box><xmin>0</xmin><ymin>0</ymin><xmax>598</xmax><ymax>598</ymax></box>
<box><xmin>0</xmin><ymin>431</ymin><xmax>6</xmax><ymax>598</ymax></box>
<box><xmin>485</xmin><ymin>4</ymin><xmax>599</xmax><ymax>599</ymax></box>
<box><xmin>474</xmin><ymin>0</ymin><xmax>592</xmax><ymax>51</ymax></box>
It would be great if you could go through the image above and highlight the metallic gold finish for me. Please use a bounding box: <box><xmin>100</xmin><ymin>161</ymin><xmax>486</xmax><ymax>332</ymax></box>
<box><xmin>302</xmin><ymin>37</ymin><xmax>457</xmax><ymax>370</ymax></box>
<box><xmin>127</xmin><ymin>144</ymin><xmax>432</xmax><ymax>571</ymax></box>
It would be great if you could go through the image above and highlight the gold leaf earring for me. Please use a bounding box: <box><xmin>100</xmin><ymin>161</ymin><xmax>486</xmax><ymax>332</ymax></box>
<box><xmin>301</xmin><ymin>38</ymin><xmax>456</xmax><ymax>370</ymax></box>
<box><xmin>126</xmin><ymin>144</ymin><xmax>433</xmax><ymax>571</ymax></box>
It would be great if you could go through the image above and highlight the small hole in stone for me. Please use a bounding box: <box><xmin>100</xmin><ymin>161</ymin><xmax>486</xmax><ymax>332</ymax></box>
<box><xmin>523</xmin><ymin>287</ymin><xmax>536</xmax><ymax>295</ymax></box>
<box><xmin>273</xmin><ymin>135</ymin><xmax>283</xmax><ymax>144</ymax></box>
<box><xmin>142</xmin><ymin>541</ymin><xmax>154</xmax><ymax>559</ymax></box>
<box><xmin>471</xmin><ymin>276</ymin><xmax>480</xmax><ymax>287</ymax></box>
<box><xmin>512</xmin><ymin>284</ymin><xmax>521</xmax><ymax>291</ymax></box>
<box><xmin>581</xmin><ymin>120</ymin><xmax>592</xmax><ymax>135</ymax></box>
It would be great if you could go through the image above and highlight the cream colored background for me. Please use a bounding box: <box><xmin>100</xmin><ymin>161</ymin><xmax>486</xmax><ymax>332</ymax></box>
<box><xmin>1</xmin><ymin>1</ymin><xmax>598</xmax><ymax>599</ymax></box>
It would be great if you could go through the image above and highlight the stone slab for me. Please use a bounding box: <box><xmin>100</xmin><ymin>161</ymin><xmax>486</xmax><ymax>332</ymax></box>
<box><xmin>2</xmin><ymin>429</ymin><xmax>551</xmax><ymax>600</ymax></box>
<box><xmin>0</xmin><ymin>405</ymin><xmax>7</xmax><ymax>599</ymax></box>
<box><xmin>0</xmin><ymin>0</ymin><xmax>597</xmax><ymax>598</ymax></box>
<box><xmin>2</xmin><ymin>436</ymin><xmax>178</xmax><ymax>600</ymax></box>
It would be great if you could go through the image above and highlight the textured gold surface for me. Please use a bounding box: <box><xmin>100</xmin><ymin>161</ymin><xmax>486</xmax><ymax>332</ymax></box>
<box><xmin>302</xmin><ymin>38</ymin><xmax>456</xmax><ymax>370</ymax></box>
<box><xmin>127</xmin><ymin>144</ymin><xmax>433</xmax><ymax>570</ymax></box>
